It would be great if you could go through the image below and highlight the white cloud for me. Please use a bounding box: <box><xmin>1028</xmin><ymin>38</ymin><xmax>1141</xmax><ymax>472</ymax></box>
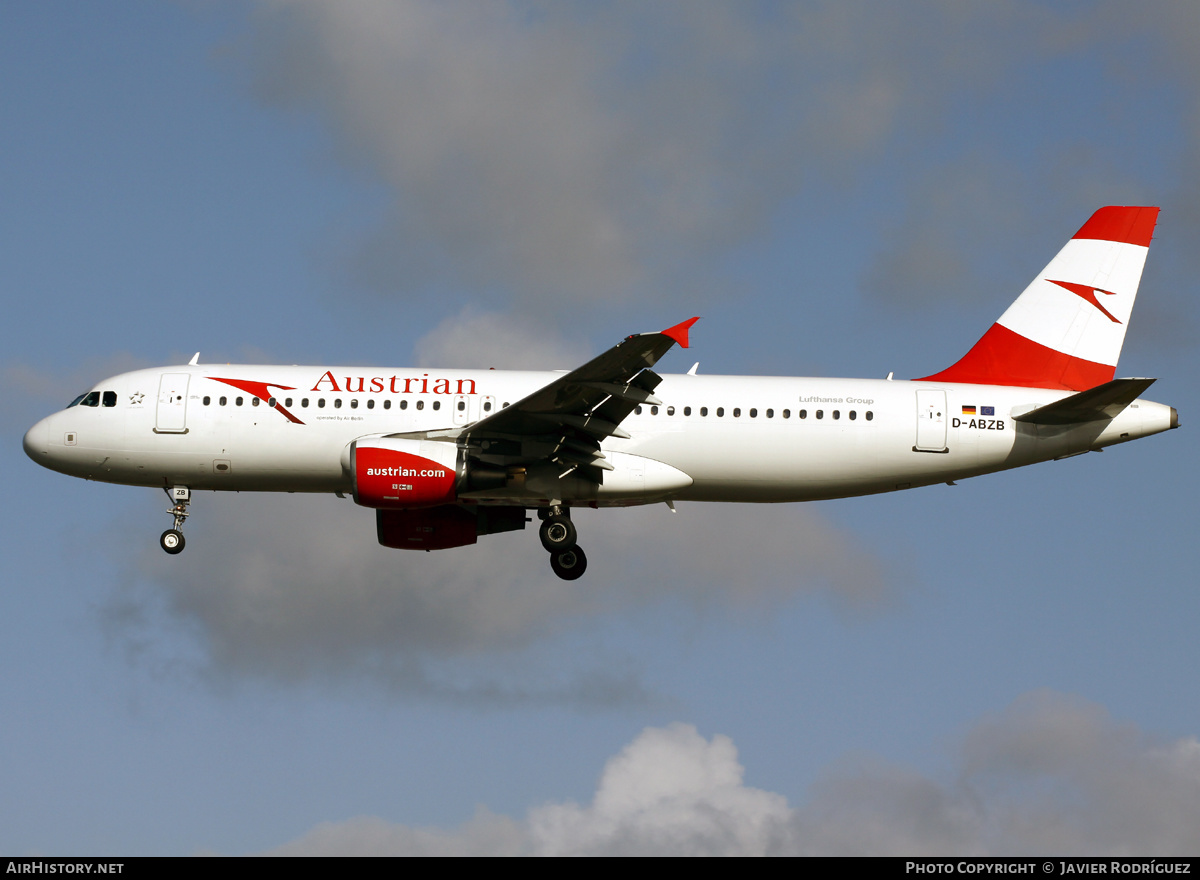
<box><xmin>266</xmin><ymin>722</ymin><xmax>791</xmax><ymax>856</ymax></box>
<box><xmin>238</xmin><ymin>0</ymin><xmax>1200</xmax><ymax>321</ymax></box>
<box><xmin>245</xmin><ymin>1</ymin><xmax>1052</xmax><ymax>310</ymax></box>
<box><xmin>527</xmin><ymin>723</ymin><xmax>789</xmax><ymax>856</ymax></box>
<box><xmin>413</xmin><ymin>307</ymin><xmax>582</xmax><ymax>370</ymax></box>
<box><xmin>260</xmin><ymin>692</ymin><xmax>1200</xmax><ymax>855</ymax></box>
<box><xmin>102</xmin><ymin>493</ymin><xmax>886</xmax><ymax>698</ymax></box>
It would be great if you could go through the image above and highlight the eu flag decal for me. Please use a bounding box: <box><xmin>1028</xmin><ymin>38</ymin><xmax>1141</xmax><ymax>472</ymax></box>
<box><xmin>981</xmin><ymin>406</ymin><xmax>995</xmax><ymax>416</ymax></box>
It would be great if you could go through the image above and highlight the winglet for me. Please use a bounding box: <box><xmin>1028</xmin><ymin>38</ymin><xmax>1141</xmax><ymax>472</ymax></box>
<box><xmin>662</xmin><ymin>317</ymin><xmax>700</xmax><ymax>349</ymax></box>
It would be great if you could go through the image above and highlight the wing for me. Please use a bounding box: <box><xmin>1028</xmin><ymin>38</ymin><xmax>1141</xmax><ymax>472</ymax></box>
<box><xmin>460</xmin><ymin>317</ymin><xmax>699</xmax><ymax>482</ymax></box>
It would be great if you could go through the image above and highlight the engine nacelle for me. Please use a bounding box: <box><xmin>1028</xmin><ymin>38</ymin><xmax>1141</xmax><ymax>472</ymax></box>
<box><xmin>351</xmin><ymin>438</ymin><xmax>461</xmax><ymax>509</ymax></box>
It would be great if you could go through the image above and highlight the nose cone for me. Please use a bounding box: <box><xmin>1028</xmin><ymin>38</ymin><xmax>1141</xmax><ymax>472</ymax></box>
<box><xmin>23</xmin><ymin>418</ymin><xmax>49</xmax><ymax>463</ymax></box>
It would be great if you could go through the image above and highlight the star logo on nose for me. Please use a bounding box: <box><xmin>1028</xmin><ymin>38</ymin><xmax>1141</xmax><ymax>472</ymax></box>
<box><xmin>130</xmin><ymin>392</ymin><xmax>145</xmax><ymax>405</ymax></box>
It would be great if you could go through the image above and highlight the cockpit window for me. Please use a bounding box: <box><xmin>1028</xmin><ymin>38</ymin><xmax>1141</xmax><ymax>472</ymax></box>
<box><xmin>102</xmin><ymin>391</ymin><xmax>117</xmax><ymax>407</ymax></box>
<box><xmin>80</xmin><ymin>391</ymin><xmax>101</xmax><ymax>407</ymax></box>
<box><xmin>67</xmin><ymin>393</ymin><xmax>88</xmax><ymax>408</ymax></box>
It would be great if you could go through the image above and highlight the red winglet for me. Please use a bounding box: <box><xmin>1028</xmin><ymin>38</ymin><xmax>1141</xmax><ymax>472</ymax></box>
<box><xmin>661</xmin><ymin>316</ymin><xmax>700</xmax><ymax>349</ymax></box>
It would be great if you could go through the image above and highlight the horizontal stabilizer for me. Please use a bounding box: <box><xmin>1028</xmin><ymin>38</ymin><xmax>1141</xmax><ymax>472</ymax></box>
<box><xmin>1013</xmin><ymin>378</ymin><xmax>1156</xmax><ymax>425</ymax></box>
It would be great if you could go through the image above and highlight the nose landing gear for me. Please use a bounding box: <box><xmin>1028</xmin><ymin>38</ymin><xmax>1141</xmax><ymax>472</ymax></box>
<box><xmin>539</xmin><ymin>505</ymin><xmax>587</xmax><ymax>580</ymax></box>
<box><xmin>160</xmin><ymin>486</ymin><xmax>190</xmax><ymax>555</ymax></box>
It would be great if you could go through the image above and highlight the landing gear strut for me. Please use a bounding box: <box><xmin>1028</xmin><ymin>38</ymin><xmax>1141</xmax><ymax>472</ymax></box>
<box><xmin>160</xmin><ymin>486</ymin><xmax>190</xmax><ymax>555</ymax></box>
<box><xmin>539</xmin><ymin>505</ymin><xmax>587</xmax><ymax>580</ymax></box>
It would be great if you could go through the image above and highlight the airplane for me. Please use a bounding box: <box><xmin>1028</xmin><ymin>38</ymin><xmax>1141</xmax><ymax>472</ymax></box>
<box><xmin>23</xmin><ymin>206</ymin><xmax>1178</xmax><ymax>580</ymax></box>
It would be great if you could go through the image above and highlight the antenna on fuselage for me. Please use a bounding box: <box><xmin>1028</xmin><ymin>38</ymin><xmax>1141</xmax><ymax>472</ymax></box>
<box><xmin>687</xmin><ymin>363</ymin><xmax>699</xmax><ymax>376</ymax></box>
<box><xmin>188</xmin><ymin>353</ymin><xmax>200</xmax><ymax>365</ymax></box>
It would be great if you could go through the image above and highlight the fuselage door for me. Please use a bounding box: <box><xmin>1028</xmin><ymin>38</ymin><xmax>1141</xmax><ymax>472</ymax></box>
<box><xmin>155</xmin><ymin>373</ymin><xmax>190</xmax><ymax>434</ymax></box>
<box><xmin>914</xmin><ymin>389</ymin><xmax>948</xmax><ymax>453</ymax></box>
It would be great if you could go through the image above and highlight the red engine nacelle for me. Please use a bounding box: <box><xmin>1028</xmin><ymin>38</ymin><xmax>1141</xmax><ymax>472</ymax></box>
<box><xmin>352</xmin><ymin>438</ymin><xmax>461</xmax><ymax>509</ymax></box>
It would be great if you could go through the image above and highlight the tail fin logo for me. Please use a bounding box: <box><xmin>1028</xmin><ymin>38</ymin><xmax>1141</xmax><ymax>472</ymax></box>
<box><xmin>1047</xmin><ymin>279</ymin><xmax>1121</xmax><ymax>324</ymax></box>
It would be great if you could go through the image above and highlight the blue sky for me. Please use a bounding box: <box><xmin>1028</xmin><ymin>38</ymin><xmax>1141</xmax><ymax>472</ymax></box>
<box><xmin>3</xmin><ymin>1</ymin><xmax>1199</xmax><ymax>855</ymax></box>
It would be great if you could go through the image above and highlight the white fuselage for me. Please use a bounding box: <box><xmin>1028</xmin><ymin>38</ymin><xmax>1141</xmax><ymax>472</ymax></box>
<box><xmin>23</xmin><ymin>364</ymin><xmax>1176</xmax><ymax>507</ymax></box>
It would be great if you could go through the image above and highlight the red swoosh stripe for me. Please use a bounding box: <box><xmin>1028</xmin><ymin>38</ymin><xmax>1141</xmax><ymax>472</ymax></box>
<box><xmin>916</xmin><ymin>324</ymin><xmax>1114</xmax><ymax>391</ymax></box>
<box><xmin>210</xmin><ymin>377</ymin><xmax>304</xmax><ymax>424</ymax></box>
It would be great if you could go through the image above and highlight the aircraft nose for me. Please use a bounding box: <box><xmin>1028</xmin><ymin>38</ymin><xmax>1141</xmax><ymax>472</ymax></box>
<box><xmin>23</xmin><ymin>418</ymin><xmax>49</xmax><ymax>462</ymax></box>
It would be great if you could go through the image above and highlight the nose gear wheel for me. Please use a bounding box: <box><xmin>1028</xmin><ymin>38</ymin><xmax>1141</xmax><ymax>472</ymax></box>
<box><xmin>160</xmin><ymin>486</ymin><xmax>191</xmax><ymax>554</ymax></box>
<box><xmin>160</xmin><ymin>529</ymin><xmax>185</xmax><ymax>554</ymax></box>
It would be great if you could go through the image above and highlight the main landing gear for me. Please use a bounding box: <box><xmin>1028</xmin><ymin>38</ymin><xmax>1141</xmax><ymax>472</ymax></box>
<box><xmin>539</xmin><ymin>505</ymin><xmax>587</xmax><ymax>580</ymax></box>
<box><xmin>160</xmin><ymin>486</ymin><xmax>190</xmax><ymax>555</ymax></box>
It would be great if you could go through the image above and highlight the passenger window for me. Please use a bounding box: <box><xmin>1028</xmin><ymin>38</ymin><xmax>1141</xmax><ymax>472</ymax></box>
<box><xmin>334</xmin><ymin>398</ymin><xmax>342</xmax><ymax>409</ymax></box>
<box><xmin>749</xmin><ymin>408</ymin><xmax>757</xmax><ymax>418</ymax></box>
<box><xmin>782</xmin><ymin>409</ymin><xmax>790</xmax><ymax>418</ymax></box>
<box><xmin>398</xmin><ymin>400</ymin><xmax>406</xmax><ymax>410</ymax></box>
<box><xmin>683</xmin><ymin>406</ymin><xmax>691</xmax><ymax>416</ymax></box>
<box><xmin>457</xmin><ymin>400</ymin><xmax>465</xmax><ymax>411</ymax></box>
<box><xmin>285</xmin><ymin>398</ymin><xmax>293</xmax><ymax>407</ymax></box>
<box><xmin>82</xmin><ymin>391</ymin><xmax>100</xmax><ymax>407</ymax></box>
<box><xmin>236</xmin><ymin>397</ymin><xmax>244</xmax><ymax>406</ymax></box>
<box><xmin>366</xmin><ymin>399</ymin><xmax>374</xmax><ymax>409</ymax></box>
<box><xmin>203</xmin><ymin>396</ymin><xmax>211</xmax><ymax>406</ymax></box>
<box><xmin>717</xmin><ymin>407</ymin><xmax>725</xmax><ymax>417</ymax></box>
<box><xmin>816</xmin><ymin>410</ymin><xmax>824</xmax><ymax>419</ymax></box>
<box><xmin>220</xmin><ymin>396</ymin><xmax>228</xmax><ymax>406</ymax></box>
<box><xmin>636</xmin><ymin>406</ymin><xmax>643</xmax><ymax>415</ymax></box>
<box><xmin>317</xmin><ymin>398</ymin><xmax>325</xmax><ymax>408</ymax></box>
<box><xmin>651</xmin><ymin>405</ymin><xmax>659</xmax><ymax>415</ymax></box>
<box><xmin>866</xmin><ymin>411</ymin><xmax>874</xmax><ymax>421</ymax></box>
<box><xmin>384</xmin><ymin>400</ymin><xmax>392</xmax><ymax>410</ymax></box>
<box><xmin>832</xmin><ymin>410</ymin><xmax>840</xmax><ymax>420</ymax></box>
<box><xmin>483</xmin><ymin>402</ymin><xmax>492</xmax><ymax>412</ymax></box>
<box><xmin>252</xmin><ymin>397</ymin><xmax>260</xmax><ymax>407</ymax></box>
<box><xmin>700</xmin><ymin>407</ymin><xmax>708</xmax><ymax>416</ymax></box>
<box><xmin>301</xmin><ymin>398</ymin><xmax>309</xmax><ymax>408</ymax></box>
<box><xmin>799</xmin><ymin>409</ymin><xmax>807</xmax><ymax>419</ymax></box>
<box><xmin>350</xmin><ymin>399</ymin><xmax>358</xmax><ymax>409</ymax></box>
<box><xmin>733</xmin><ymin>408</ymin><xmax>741</xmax><ymax>417</ymax></box>
<box><xmin>432</xmin><ymin>401</ymin><xmax>440</xmax><ymax>410</ymax></box>
<box><xmin>849</xmin><ymin>410</ymin><xmax>857</xmax><ymax>420</ymax></box>
<box><xmin>268</xmin><ymin>397</ymin><xmax>277</xmax><ymax>407</ymax></box>
<box><xmin>667</xmin><ymin>406</ymin><xmax>675</xmax><ymax>416</ymax></box>
<box><xmin>102</xmin><ymin>391</ymin><xmax>117</xmax><ymax>407</ymax></box>
<box><xmin>766</xmin><ymin>409</ymin><xmax>773</xmax><ymax>418</ymax></box>
<box><xmin>416</xmin><ymin>401</ymin><xmax>424</xmax><ymax>410</ymax></box>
